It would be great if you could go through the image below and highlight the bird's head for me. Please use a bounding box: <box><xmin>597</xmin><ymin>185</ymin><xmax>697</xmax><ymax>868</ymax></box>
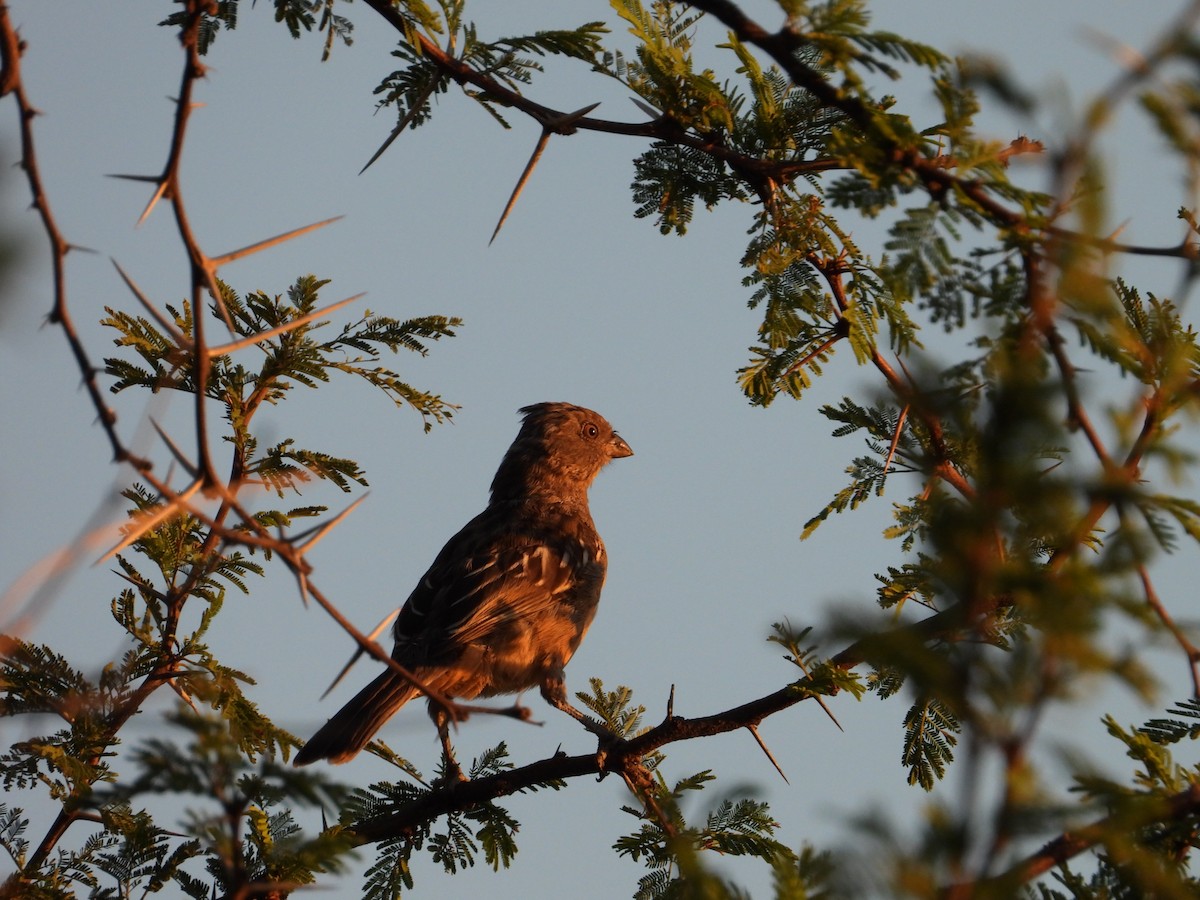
<box><xmin>490</xmin><ymin>402</ymin><xmax>632</xmax><ymax>502</ymax></box>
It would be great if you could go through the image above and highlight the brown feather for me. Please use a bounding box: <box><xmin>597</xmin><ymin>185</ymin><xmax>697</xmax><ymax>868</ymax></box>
<box><xmin>295</xmin><ymin>402</ymin><xmax>631</xmax><ymax>765</ymax></box>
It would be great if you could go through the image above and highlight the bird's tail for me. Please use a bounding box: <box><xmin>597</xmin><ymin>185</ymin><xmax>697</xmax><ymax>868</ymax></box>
<box><xmin>294</xmin><ymin>669</ymin><xmax>420</xmax><ymax>766</ymax></box>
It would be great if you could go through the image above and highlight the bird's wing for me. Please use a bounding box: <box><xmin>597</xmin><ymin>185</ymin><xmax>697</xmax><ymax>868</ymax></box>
<box><xmin>392</xmin><ymin>511</ymin><xmax>598</xmax><ymax>658</ymax></box>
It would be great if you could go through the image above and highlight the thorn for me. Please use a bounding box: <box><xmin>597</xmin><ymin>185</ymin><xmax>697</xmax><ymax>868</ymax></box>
<box><xmin>110</xmin><ymin>569</ymin><xmax>168</xmax><ymax>602</ymax></box>
<box><xmin>629</xmin><ymin>96</ymin><xmax>659</xmax><ymax>119</ymax></box>
<box><xmin>319</xmin><ymin>605</ymin><xmax>399</xmax><ymax>700</ymax></box>
<box><xmin>882</xmin><ymin>405</ymin><xmax>909</xmax><ymax>474</ymax></box>
<box><xmin>149</xmin><ymin>418</ymin><xmax>200</xmax><ymax>478</ymax></box>
<box><xmin>208</xmin><ymin>215</ymin><xmax>344</xmax><ymax>268</ymax></box>
<box><xmin>296</xmin><ymin>492</ymin><xmax>369</xmax><ymax>556</ymax></box>
<box><xmin>294</xmin><ymin>568</ymin><xmax>311</xmax><ymax>609</ymax></box>
<box><xmin>490</xmin><ymin>130</ymin><xmax>551</xmax><ymax>245</ymax></box>
<box><xmin>539</xmin><ymin>100</ymin><xmax>601</xmax><ymax>134</ymax></box>
<box><xmin>97</xmin><ymin>478</ymin><xmax>203</xmax><ymax>563</ymax></box>
<box><xmin>486</xmin><ymin>101</ymin><xmax>600</xmax><ymax>245</ymax></box>
<box><xmin>746</xmin><ymin>724</ymin><xmax>789</xmax><ymax>784</ymax></box>
<box><xmin>200</xmin><ymin>268</ymin><xmax>239</xmax><ymax>335</ymax></box>
<box><xmin>106</xmin><ymin>173</ymin><xmax>163</xmax><ymax>183</ymax></box>
<box><xmin>813</xmin><ymin>692</ymin><xmax>844</xmax><ymax>732</ymax></box>
<box><xmin>206</xmin><ymin>293</ymin><xmax>363</xmax><ymax>357</ymax></box>
<box><xmin>666</xmin><ymin>683</ymin><xmax>675</xmax><ymax>719</ymax></box>
<box><xmin>1080</xmin><ymin>25</ymin><xmax>1148</xmax><ymax>75</ymax></box>
<box><xmin>111</xmin><ymin>259</ymin><xmax>191</xmax><ymax>347</ymax></box>
<box><xmin>792</xmin><ymin>656</ymin><xmax>844</xmax><ymax>733</ymax></box>
<box><xmin>359</xmin><ymin>81</ymin><xmax>437</xmax><ymax>175</ymax></box>
<box><xmin>133</xmin><ymin>178</ymin><xmax>171</xmax><ymax>227</ymax></box>
<box><xmin>172</xmin><ymin>678</ymin><xmax>200</xmax><ymax>713</ymax></box>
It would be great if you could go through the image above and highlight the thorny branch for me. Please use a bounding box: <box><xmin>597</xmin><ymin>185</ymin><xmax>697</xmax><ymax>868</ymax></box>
<box><xmin>348</xmin><ymin>593</ymin><xmax>1013</xmax><ymax>843</ymax></box>
<box><xmin>0</xmin><ymin>0</ymin><xmax>480</xmax><ymax>873</ymax></box>
<box><xmin>0</xmin><ymin>2</ymin><xmax>137</xmax><ymax>471</ymax></box>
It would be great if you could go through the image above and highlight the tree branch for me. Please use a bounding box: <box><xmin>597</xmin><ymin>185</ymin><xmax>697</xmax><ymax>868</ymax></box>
<box><xmin>350</xmin><ymin>596</ymin><xmax>988</xmax><ymax>843</ymax></box>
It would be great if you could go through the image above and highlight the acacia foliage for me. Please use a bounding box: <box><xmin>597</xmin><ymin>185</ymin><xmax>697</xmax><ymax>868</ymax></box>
<box><xmin>4</xmin><ymin>1</ymin><xmax>1200</xmax><ymax>898</ymax></box>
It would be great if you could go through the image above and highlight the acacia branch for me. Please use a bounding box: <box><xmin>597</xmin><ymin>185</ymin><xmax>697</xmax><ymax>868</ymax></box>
<box><xmin>688</xmin><ymin>0</ymin><xmax>1198</xmax><ymax>264</ymax></box>
<box><xmin>357</xmin><ymin>0</ymin><xmax>838</xmax><ymax>188</ymax></box>
<box><xmin>350</xmin><ymin>596</ymin><xmax>985</xmax><ymax>843</ymax></box>
<box><xmin>0</xmin><ymin>3</ymin><xmax>149</xmax><ymax>471</ymax></box>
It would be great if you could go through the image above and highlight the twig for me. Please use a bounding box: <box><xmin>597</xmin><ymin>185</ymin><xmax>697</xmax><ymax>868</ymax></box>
<box><xmin>351</xmin><ymin>594</ymin><xmax>1007</xmax><ymax>843</ymax></box>
<box><xmin>1137</xmin><ymin>564</ymin><xmax>1200</xmax><ymax>697</ymax></box>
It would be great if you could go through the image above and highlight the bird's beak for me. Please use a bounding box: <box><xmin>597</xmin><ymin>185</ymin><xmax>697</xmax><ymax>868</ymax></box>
<box><xmin>610</xmin><ymin>433</ymin><xmax>633</xmax><ymax>459</ymax></box>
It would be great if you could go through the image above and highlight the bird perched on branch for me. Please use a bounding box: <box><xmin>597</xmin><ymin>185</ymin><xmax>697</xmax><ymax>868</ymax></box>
<box><xmin>295</xmin><ymin>402</ymin><xmax>633</xmax><ymax>767</ymax></box>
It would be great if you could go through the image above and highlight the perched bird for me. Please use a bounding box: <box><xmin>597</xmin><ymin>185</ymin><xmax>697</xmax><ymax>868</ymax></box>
<box><xmin>295</xmin><ymin>402</ymin><xmax>632</xmax><ymax>766</ymax></box>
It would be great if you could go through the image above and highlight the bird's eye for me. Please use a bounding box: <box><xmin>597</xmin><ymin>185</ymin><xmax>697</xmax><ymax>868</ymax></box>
<box><xmin>582</xmin><ymin>422</ymin><xmax>599</xmax><ymax>440</ymax></box>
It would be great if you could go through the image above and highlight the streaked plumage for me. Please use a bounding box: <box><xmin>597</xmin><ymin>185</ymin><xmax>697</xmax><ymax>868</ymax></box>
<box><xmin>295</xmin><ymin>402</ymin><xmax>632</xmax><ymax>766</ymax></box>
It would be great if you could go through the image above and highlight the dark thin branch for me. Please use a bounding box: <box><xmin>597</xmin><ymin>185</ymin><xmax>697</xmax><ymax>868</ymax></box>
<box><xmin>0</xmin><ymin>3</ymin><xmax>149</xmax><ymax>471</ymax></box>
<box><xmin>351</xmin><ymin>596</ymin><xmax>988</xmax><ymax>843</ymax></box>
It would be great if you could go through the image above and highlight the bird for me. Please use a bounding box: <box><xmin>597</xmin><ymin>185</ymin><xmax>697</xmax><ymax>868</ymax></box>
<box><xmin>294</xmin><ymin>402</ymin><xmax>633</xmax><ymax>767</ymax></box>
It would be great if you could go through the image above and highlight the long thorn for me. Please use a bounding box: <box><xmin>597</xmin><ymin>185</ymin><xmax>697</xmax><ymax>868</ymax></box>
<box><xmin>135</xmin><ymin>178</ymin><xmax>171</xmax><ymax>227</ymax></box>
<box><xmin>630</xmin><ymin>96</ymin><xmax>659</xmax><ymax>119</ymax></box>
<box><xmin>320</xmin><ymin>606</ymin><xmax>401</xmax><ymax>699</ymax></box>
<box><xmin>882</xmin><ymin>405</ymin><xmax>909</xmax><ymax>474</ymax></box>
<box><xmin>747</xmin><ymin>724</ymin><xmax>789</xmax><ymax>783</ymax></box>
<box><xmin>111</xmin><ymin>569</ymin><xmax>168</xmax><ymax>602</ymax></box>
<box><xmin>97</xmin><ymin>478</ymin><xmax>203</xmax><ymax>563</ymax></box>
<box><xmin>294</xmin><ymin>568</ymin><xmax>312</xmax><ymax>609</ymax></box>
<box><xmin>207</xmin><ymin>293</ymin><xmax>363</xmax><ymax>357</ymax></box>
<box><xmin>107</xmin><ymin>173</ymin><xmax>163</xmax><ymax>184</ymax></box>
<box><xmin>148</xmin><ymin>419</ymin><xmax>199</xmax><ymax>478</ymax></box>
<box><xmin>791</xmin><ymin>652</ymin><xmax>845</xmax><ymax>733</ymax></box>
<box><xmin>540</xmin><ymin>100</ymin><xmax>601</xmax><ymax>134</ymax></box>
<box><xmin>208</xmin><ymin>215</ymin><xmax>344</xmax><ymax>268</ymax></box>
<box><xmin>360</xmin><ymin>81</ymin><xmax>438</xmax><ymax>175</ymax></box>
<box><xmin>296</xmin><ymin>492</ymin><xmax>369</xmax><ymax>556</ymax></box>
<box><xmin>490</xmin><ymin>130</ymin><xmax>551</xmax><ymax>245</ymax></box>
<box><xmin>111</xmin><ymin>259</ymin><xmax>190</xmax><ymax>347</ymax></box>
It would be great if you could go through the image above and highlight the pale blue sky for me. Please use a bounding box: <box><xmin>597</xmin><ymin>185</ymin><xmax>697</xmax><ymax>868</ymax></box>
<box><xmin>1</xmin><ymin>2</ymin><xmax>1192</xmax><ymax>897</ymax></box>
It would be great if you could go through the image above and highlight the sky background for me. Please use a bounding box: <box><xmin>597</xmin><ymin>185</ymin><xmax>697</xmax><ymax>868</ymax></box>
<box><xmin>1</xmin><ymin>2</ymin><xmax>1195</xmax><ymax>897</ymax></box>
